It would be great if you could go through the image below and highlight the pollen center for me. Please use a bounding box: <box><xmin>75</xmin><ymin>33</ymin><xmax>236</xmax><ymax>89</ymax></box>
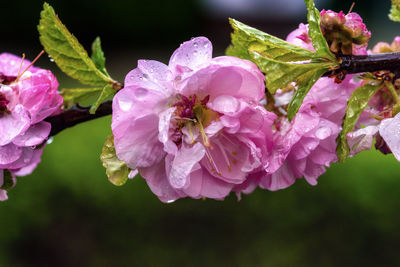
<box><xmin>173</xmin><ymin>94</ymin><xmax>218</xmax><ymax>146</ymax></box>
<box><xmin>0</xmin><ymin>92</ymin><xmax>10</xmax><ymax>114</ymax></box>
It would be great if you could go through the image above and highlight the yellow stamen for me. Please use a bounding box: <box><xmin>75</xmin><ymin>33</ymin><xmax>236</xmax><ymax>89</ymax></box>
<box><xmin>197</xmin><ymin>119</ymin><xmax>210</xmax><ymax>147</ymax></box>
<box><xmin>16</xmin><ymin>53</ymin><xmax>26</xmax><ymax>78</ymax></box>
<box><xmin>187</xmin><ymin>123</ymin><xmax>195</xmax><ymax>144</ymax></box>
<box><xmin>15</xmin><ymin>50</ymin><xmax>45</xmax><ymax>83</ymax></box>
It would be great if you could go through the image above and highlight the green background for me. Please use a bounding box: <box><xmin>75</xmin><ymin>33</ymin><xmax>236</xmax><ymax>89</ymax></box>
<box><xmin>1</xmin><ymin>0</ymin><xmax>400</xmax><ymax>266</ymax></box>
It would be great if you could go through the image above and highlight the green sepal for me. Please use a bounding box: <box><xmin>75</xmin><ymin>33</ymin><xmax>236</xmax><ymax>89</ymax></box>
<box><xmin>1</xmin><ymin>170</ymin><xmax>15</xmax><ymax>191</ymax></box>
<box><xmin>38</xmin><ymin>3</ymin><xmax>112</xmax><ymax>86</ymax></box>
<box><xmin>100</xmin><ymin>135</ymin><xmax>132</xmax><ymax>186</ymax></box>
<box><xmin>304</xmin><ymin>0</ymin><xmax>337</xmax><ymax>61</ymax></box>
<box><xmin>89</xmin><ymin>84</ymin><xmax>115</xmax><ymax>114</ymax></box>
<box><xmin>336</xmin><ymin>81</ymin><xmax>384</xmax><ymax>162</ymax></box>
<box><xmin>91</xmin><ymin>37</ymin><xmax>109</xmax><ymax>76</ymax></box>
<box><xmin>389</xmin><ymin>0</ymin><xmax>400</xmax><ymax>22</ymax></box>
<box><xmin>61</xmin><ymin>87</ymin><xmax>103</xmax><ymax>109</ymax></box>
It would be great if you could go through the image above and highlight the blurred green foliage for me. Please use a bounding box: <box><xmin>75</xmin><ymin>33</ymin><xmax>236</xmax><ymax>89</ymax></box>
<box><xmin>0</xmin><ymin>115</ymin><xmax>400</xmax><ymax>266</ymax></box>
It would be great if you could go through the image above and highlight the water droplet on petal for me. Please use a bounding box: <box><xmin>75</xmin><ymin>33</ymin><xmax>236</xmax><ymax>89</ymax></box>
<box><xmin>134</xmin><ymin>88</ymin><xmax>148</xmax><ymax>99</ymax></box>
<box><xmin>166</xmin><ymin>199</ymin><xmax>175</xmax><ymax>204</ymax></box>
<box><xmin>193</xmin><ymin>42</ymin><xmax>198</xmax><ymax>47</ymax></box>
<box><xmin>315</xmin><ymin>126</ymin><xmax>332</xmax><ymax>139</ymax></box>
<box><xmin>118</xmin><ymin>98</ymin><xmax>132</xmax><ymax>111</ymax></box>
<box><xmin>47</xmin><ymin>137</ymin><xmax>54</xmax><ymax>144</ymax></box>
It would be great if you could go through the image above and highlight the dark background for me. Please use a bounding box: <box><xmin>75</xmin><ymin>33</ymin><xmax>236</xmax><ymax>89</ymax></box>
<box><xmin>1</xmin><ymin>0</ymin><xmax>400</xmax><ymax>266</ymax></box>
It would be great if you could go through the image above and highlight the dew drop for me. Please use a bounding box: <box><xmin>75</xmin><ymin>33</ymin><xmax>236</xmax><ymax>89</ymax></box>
<box><xmin>118</xmin><ymin>98</ymin><xmax>132</xmax><ymax>111</ymax></box>
<box><xmin>48</xmin><ymin>55</ymin><xmax>54</xmax><ymax>62</ymax></box>
<box><xmin>193</xmin><ymin>42</ymin><xmax>198</xmax><ymax>47</ymax></box>
<box><xmin>46</xmin><ymin>137</ymin><xmax>54</xmax><ymax>144</ymax></box>
<box><xmin>166</xmin><ymin>199</ymin><xmax>176</xmax><ymax>204</ymax></box>
<box><xmin>315</xmin><ymin>126</ymin><xmax>332</xmax><ymax>139</ymax></box>
<box><xmin>134</xmin><ymin>88</ymin><xmax>148</xmax><ymax>99</ymax></box>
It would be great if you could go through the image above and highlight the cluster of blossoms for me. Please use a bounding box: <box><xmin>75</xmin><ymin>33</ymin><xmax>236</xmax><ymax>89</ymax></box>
<box><xmin>110</xmin><ymin>9</ymin><xmax>400</xmax><ymax>203</ymax></box>
<box><xmin>0</xmin><ymin>53</ymin><xmax>62</xmax><ymax>200</ymax></box>
<box><xmin>2</xmin><ymin>7</ymin><xmax>400</xmax><ymax>203</ymax></box>
<box><xmin>347</xmin><ymin>36</ymin><xmax>400</xmax><ymax>159</ymax></box>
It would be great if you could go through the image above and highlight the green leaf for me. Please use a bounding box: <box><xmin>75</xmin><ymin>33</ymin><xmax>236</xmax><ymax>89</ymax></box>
<box><xmin>249</xmin><ymin>49</ymin><xmax>333</xmax><ymax>120</ymax></box>
<box><xmin>287</xmin><ymin>67</ymin><xmax>327</xmax><ymax>120</ymax></box>
<box><xmin>389</xmin><ymin>0</ymin><xmax>400</xmax><ymax>22</ymax></box>
<box><xmin>1</xmin><ymin>170</ymin><xmax>15</xmax><ymax>191</ymax></box>
<box><xmin>227</xmin><ymin>18</ymin><xmax>315</xmax><ymax>62</ymax></box>
<box><xmin>89</xmin><ymin>84</ymin><xmax>115</xmax><ymax>114</ymax></box>
<box><xmin>100</xmin><ymin>135</ymin><xmax>132</xmax><ymax>186</ymax></box>
<box><xmin>304</xmin><ymin>0</ymin><xmax>336</xmax><ymax>61</ymax></box>
<box><xmin>38</xmin><ymin>3</ymin><xmax>112</xmax><ymax>86</ymax></box>
<box><xmin>91</xmin><ymin>37</ymin><xmax>109</xmax><ymax>76</ymax></box>
<box><xmin>61</xmin><ymin>87</ymin><xmax>103</xmax><ymax>109</ymax></box>
<box><xmin>250</xmin><ymin>49</ymin><xmax>332</xmax><ymax>94</ymax></box>
<box><xmin>336</xmin><ymin>81</ymin><xmax>383</xmax><ymax>162</ymax></box>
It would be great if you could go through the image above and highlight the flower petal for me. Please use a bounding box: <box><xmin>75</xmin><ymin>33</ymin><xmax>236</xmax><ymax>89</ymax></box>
<box><xmin>140</xmin><ymin>160</ymin><xmax>183</xmax><ymax>203</ymax></box>
<box><xmin>169</xmin><ymin>37</ymin><xmax>212</xmax><ymax>71</ymax></box>
<box><xmin>0</xmin><ymin>105</ymin><xmax>30</xmax><ymax>146</ymax></box>
<box><xmin>168</xmin><ymin>142</ymin><xmax>205</xmax><ymax>189</ymax></box>
<box><xmin>12</xmin><ymin>121</ymin><xmax>51</xmax><ymax>147</ymax></box>
<box><xmin>125</xmin><ymin>60</ymin><xmax>173</xmax><ymax>97</ymax></box>
<box><xmin>0</xmin><ymin>143</ymin><xmax>22</xmax><ymax>165</ymax></box>
<box><xmin>379</xmin><ymin>113</ymin><xmax>400</xmax><ymax>161</ymax></box>
<box><xmin>114</xmin><ymin>114</ymin><xmax>165</xmax><ymax>169</ymax></box>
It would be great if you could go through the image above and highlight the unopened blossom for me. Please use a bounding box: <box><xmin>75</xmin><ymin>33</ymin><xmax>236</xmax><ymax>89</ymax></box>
<box><xmin>290</xmin><ymin>10</ymin><xmax>370</xmax><ymax>55</ymax></box>
<box><xmin>0</xmin><ymin>53</ymin><xmax>63</xmax><ymax>200</ymax></box>
<box><xmin>320</xmin><ymin>10</ymin><xmax>371</xmax><ymax>55</ymax></box>
<box><xmin>112</xmin><ymin>37</ymin><xmax>278</xmax><ymax>202</ymax></box>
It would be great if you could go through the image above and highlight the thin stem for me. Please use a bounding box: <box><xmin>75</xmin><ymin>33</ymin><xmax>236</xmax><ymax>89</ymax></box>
<box><xmin>384</xmin><ymin>81</ymin><xmax>400</xmax><ymax>105</ymax></box>
<box><xmin>45</xmin><ymin>101</ymin><xmax>112</xmax><ymax>136</ymax></box>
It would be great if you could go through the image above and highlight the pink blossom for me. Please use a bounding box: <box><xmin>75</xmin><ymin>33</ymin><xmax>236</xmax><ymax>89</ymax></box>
<box><xmin>378</xmin><ymin>113</ymin><xmax>400</xmax><ymax>161</ymax></box>
<box><xmin>0</xmin><ymin>53</ymin><xmax>63</xmax><ymax>200</ymax></box>
<box><xmin>371</xmin><ymin>36</ymin><xmax>400</xmax><ymax>53</ymax></box>
<box><xmin>112</xmin><ymin>37</ymin><xmax>277</xmax><ymax>202</ymax></box>
<box><xmin>259</xmin><ymin>105</ymin><xmax>340</xmax><ymax>190</ymax></box>
<box><xmin>255</xmin><ymin>25</ymin><xmax>364</xmax><ymax>191</ymax></box>
<box><xmin>286</xmin><ymin>23</ymin><xmax>314</xmax><ymax>51</ymax></box>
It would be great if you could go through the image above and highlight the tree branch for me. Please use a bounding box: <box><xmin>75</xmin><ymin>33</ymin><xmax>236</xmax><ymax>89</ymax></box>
<box><xmin>46</xmin><ymin>52</ymin><xmax>400</xmax><ymax>137</ymax></box>
<box><xmin>45</xmin><ymin>101</ymin><xmax>112</xmax><ymax>136</ymax></box>
<box><xmin>325</xmin><ymin>52</ymin><xmax>400</xmax><ymax>77</ymax></box>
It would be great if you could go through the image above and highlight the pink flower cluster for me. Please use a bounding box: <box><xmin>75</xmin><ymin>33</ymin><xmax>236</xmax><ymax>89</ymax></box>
<box><xmin>0</xmin><ymin>53</ymin><xmax>62</xmax><ymax>200</ymax></box>
<box><xmin>346</xmin><ymin>37</ymin><xmax>400</xmax><ymax>157</ymax></box>
<box><xmin>111</xmin><ymin>29</ymin><xmax>366</xmax><ymax>202</ymax></box>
